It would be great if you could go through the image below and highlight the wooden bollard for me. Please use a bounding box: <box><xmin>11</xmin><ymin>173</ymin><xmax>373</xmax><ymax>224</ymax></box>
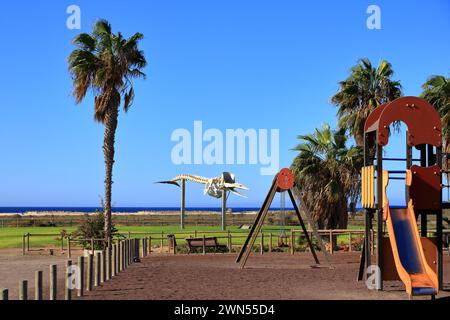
<box><xmin>161</xmin><ymin>231</ymin><xmax>164</xmax><ymax>250</ymax></box>
<box><xmin>91</xmin><ymin>238</ymin><xmax>95</xmax><ymax>255</ymax></box>
<box><xmin>123</xmin><ymin>240</ymin><xmax>127</xmax><ymax>268</ymax></box>
<box><xmin>135</xmin><ymin>238</ymin><xmax>139</xmax><ymax>260</ymax></box>
<box><xmin>112</xmin><ymin>244</ymin><xmax>117</xmax><ymax>277</ymax></box>
<box><xmin>78</xmin><ymin>256</ymin><xmax>84</xmax><ymax>297</ymax></box>
<box><xmin>49</xmin><ymin>264</ymin><xmax>57</xmax><ymax>300</ymax></box>
<box><xmin>106</xmin><ymin>248</ymin><xmax>111</xmax><ymax>281</ymax></box>
<box><xmin>120</xmin><ymin>241</ymin><xmax>124</xmax><ymax>271</ymax></box>
<box><xmin>131</xmin><ymin>239</ymin><xmax>134</xmax><ymax>261</ymax></box>
<box><xmin>77</xmin><ymin>256</ymin><xmax>84</xmax><ymax>297</ymax></box>
<box><xmin>19</xmin><ymin>280</ymin><xmax>27</xmax><ymax>300</ymax></box>
<box><xmin>228</xmin><ymin>233</ymin><xmax>232</xmax><ymax>253</ymax></box>
<box><xmin>27</xmin><ymin>233</ymin><xmax>30</xmax><ymax>251</ymax></box>
<box><xmin>65</xmin><ymin>260</ymin><xmax>72</xmax><ymax>300</ymax></box>
<box><xmin>95</xmin><ymin>252</ymin><xmax>101</xmax><ymax>287</ymax></box>
<box><xmin>1</xmin><ymin>288</ymin><xmax>8</xmax><ymax>300</ymax></box>
<box><xmin>202</xmin><ymin>234</ymin><xmax>206</xmax><ymax>255</ymax></box>
<box><xmin>100</xmin><ymin>250</ymin><xmax>106</xmax><ymax>283</ymax></box>
<box><xmin>269</xmin><ymin>233</ymin><xmax>272</xmax><ymax>253</ymax></box>
<box><xmin>260</xmin><ymin>232</ymin><xmax>264</xmax><ymax>255</ymax></box>
<box><xmin>35</xmin><ymin>270</ymin><xmax>43</xmax><ymax>300</ymax></box>
<box><xmin>86</xmin><ymin>254</ymin><xmax>93</xmax><ymax>292</ymax></box>
<box><xmin>122</xmin><ymin>240</ymin><xmax>126</xmax><ymax>268</ymax></box>
<box><xmin>124</xmin><ymin>240</ymin><xmax>128</xmax><ymax>267</ymax></box>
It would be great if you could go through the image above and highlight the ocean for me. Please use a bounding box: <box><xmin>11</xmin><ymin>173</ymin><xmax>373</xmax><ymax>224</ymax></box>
<box><xmin>0</xmin><ymin>207</ymin><xmax>294</xmax><ymax>215</ymax></box>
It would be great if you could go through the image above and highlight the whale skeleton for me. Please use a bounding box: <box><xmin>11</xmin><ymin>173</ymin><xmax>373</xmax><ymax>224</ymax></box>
<box><xmin>157</xmin><ymin>172</ymin><xmax>249</xmax><ymax>230</ymax></box>
<box><xmin>157</xmin><ymin>172</ymin><xmax>249</xmax><ymax>199</ymax></box>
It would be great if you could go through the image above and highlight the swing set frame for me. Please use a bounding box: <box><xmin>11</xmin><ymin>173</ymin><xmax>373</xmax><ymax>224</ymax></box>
<box><xmin>236</xmin><ymin>168</ymin><xmax>332</xmax><ymax>269</ymax></box>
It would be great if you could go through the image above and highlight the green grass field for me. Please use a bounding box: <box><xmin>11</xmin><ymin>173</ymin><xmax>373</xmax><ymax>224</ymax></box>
<box><xmin>0</xmin><ymin>225</ymin><xmax>362</xmax><ymax>250</ymax></box>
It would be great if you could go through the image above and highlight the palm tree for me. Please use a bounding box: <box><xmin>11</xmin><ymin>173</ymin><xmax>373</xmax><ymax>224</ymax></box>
<box><xmin>421</xmin><ymin>75</ymin><xmax>450</xmax><ymax>150</ymax></box>
<box><xmin>331</xmin><ymin>58</ymin><xmax>402</xmax><ymax>146</ymax></box>
<box><xmin>291</xmin><ymin>124</ymin><xmax>362</xmax><ymax>229</ymax></box>
<box><xmin>68</xmin><ymin>20</ymin><xmax>147</xmax><ymax>241</ymax></box>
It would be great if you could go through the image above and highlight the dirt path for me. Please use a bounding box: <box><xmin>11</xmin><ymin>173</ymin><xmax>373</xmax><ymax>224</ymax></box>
<box><xmin>0</xmin><ymin>249</ymin><xmax>73</xmax><ymax>299</ymax></box>
<box><xmin>77</xmin><ymin>252</ymin><xmax>450</xmax><ymax>300</ymax></box>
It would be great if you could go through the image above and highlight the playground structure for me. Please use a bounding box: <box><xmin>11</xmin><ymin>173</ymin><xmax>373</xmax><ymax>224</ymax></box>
<box><xmin>358</xmin><ymin>96</ymin><xmax>444</xmax><ymax>299</ymax></box>
<box><xmin>236</xmin><ymin>168</ymin><xmax>331</xmax><ymax>269</ymax></box>
<box><xmin>157</xmin><ymin>172</ymin><xmax>248</xmax><ymax>230</ymax></box>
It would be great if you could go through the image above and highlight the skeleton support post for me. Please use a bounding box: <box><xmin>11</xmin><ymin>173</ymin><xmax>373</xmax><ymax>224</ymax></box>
<box><xmin>221</xmin><ymin>189</ymin><xmax>226</xmax><ymax>231</ymax></box>
<box><xmin>180</xmin><ymin>179</ymin><xmax>185</xmax><ymax>230</ymax></box>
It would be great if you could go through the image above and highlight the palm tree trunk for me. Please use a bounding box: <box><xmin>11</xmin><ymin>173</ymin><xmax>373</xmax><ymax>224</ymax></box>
<box><xmin>103</xmin><ymin>102</ymin><xmax>119</xmax><ymax>242</ymax></box>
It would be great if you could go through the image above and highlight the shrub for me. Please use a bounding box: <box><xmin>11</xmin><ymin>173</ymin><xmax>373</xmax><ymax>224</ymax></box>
<box><xmin>71</xmin><ymin>211</ymin><xmax>120</xmax><ymax>250</ymax></box>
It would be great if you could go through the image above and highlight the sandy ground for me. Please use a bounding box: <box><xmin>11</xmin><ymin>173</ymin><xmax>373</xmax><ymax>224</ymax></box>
<box><xmin>0</xmin><ymin>249</ymin><xmax>72</xmax><ymax>299</ymax></box>
<box><xmin>77</xmin><ymin>252</ymin><xmax>450</xmax><ymax>300</ymax></box>
<box><xmin>2</xmin><ymin>249</ymin><xmax>450</xmax><ymax>300</ymax></box>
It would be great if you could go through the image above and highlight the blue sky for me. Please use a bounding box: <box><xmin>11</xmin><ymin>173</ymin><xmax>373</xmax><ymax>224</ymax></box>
<box><xmin>0</xmin><ymin>0</ymin><xmax>449</xmax><ymax>208</ymax></box>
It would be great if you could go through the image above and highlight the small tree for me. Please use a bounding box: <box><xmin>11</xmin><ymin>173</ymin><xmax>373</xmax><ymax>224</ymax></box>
<box><xmin>72</xmin><ymin>211</ymin><xmax>120</xmax><ymax>250</ymax></box>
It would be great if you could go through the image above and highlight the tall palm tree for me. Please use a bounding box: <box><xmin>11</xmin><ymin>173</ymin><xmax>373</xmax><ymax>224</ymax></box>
<box><xmin>291</xmin><ymin>124</ymin><xmax>362</xmax><ymax>229</ymax></box>
<box><xmin>421</xmin><ymin>75</ymin><xmax>450</xmax><ymax>150</ymax></box>
<box><xmin>331</xmin><ymin>58</ymin><xmax>402</xmax><ymax>146</ymax></box>
<box><xmin>68</xmin><ymin>20</ymin><xmax>147</xmax><ymax>241</ymax></box>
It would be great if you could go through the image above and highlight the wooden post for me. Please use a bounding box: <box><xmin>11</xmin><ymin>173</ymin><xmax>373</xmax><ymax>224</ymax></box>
<box><xmin>91</xmin><ymin>238</ymin><xmax>94</xmax><ymax>255</ymax></box>
<box><xmin>1</xmin><ymin>288</ymin><xmax>8</xmax><ymax>300</ymax></box>
<box><xmin>86</xmin><ymin>254</ymin><xmax>93</xmax><ymax>292</ymax></box>
<box><xmin>161</xmin><ymin>231</ymin><xmax>164</xmax><ymax>251</ymax></box>
<box><xmin>95</xmin><ymin>252</ymin><xmax>101</xmax><ymax>287</ymax></box>
<box><xmin>291</xmin><ymin>231</ymin><xmax>295</xmax><ymax>255</ymax></box>
<box><xmin>27</xmin><ymin>233</ymin><xmax>30</xmax><ymax>251</ymax></box>
<box><xmin>78</xmin><ymin>256</ymin><xmax>84</xmax><ymax>297</ymax></box>
<box><xmin>329</xmin><ymin>230</ymin><xmax>333</xmax><ymax>254</ymax></box>
<box><xmin>101</xmin><ymin>250</ymin><xmax>106</xmax><ymax>283</ymax></box>
<box><xmin>181</xmin><ymin>179</ymin><xmax>186</xmax><ymax>230</ymax></box>
<box><xmin>22</xmin><ymin>235</ymin><xmax>25</xmax><ymax>256</ymax></box>
<box><xmin>228</xmin><ymin>232</ymin><xmax>232</xmax><ymax>253</ymax></box>
<box><xmin>35</xmin><ymin>271</ymin><xmax>43</xmax><ymax>300</ymax></box>
<box><xmin>121</xmin><ymin>241</ymin><xmax>125</xmax><ymax>271</ymax></box>
<box><xmin>124</xmin><ymin>240</ymin><xmax>128</xmax><ymax>268</ymax></box>
<box><xmin>61</xmin><ymin>235</ymin><xmax>64</xmax><ymax>251</ymax></box>
<box><xmin>65</xmin><ymin>260</ymin><xmax>72</xmax><ymax>300</ymax></box>
<box><xmin>19</xmin><ymin>280</ymin><xmax>27</xmax><ymax>300</ymax></box>
<box><xmin>348</xmin><ymin>232</ymin><xmax>352</xmax><ymax>252</ymax></box>
<box><xmin>173</xmin><ymin>236</ymin><xmax>177</xmax><ymax>255</ymax></box>
<box><xmin>67</xmin><ymin>236</ymin><xmax>72</xmax><ymax>258</ymax></box>
<box><xmin>136</xmin><ymin>238</ymin><xmax>140</xmax><ymax>260</ymax></box>
<box><xmin>112</xmin><ymin>244</ymin><xmax>117</xmax><ymax>277</ymax></box>
<box><xmin>269</xmin><ymin>233</ymin><xmax>273</xmax><ymax>253</ymax></box>
<box><xmin>260</xmin><ymin>232</ymin><xmax>264</xmax><ymax>255</ymax></box>
<box><xmin>49</xmin><ymin>264</ymin><xmax>57</xmax><ymax>300</ymax></box>
<box><xmin>106</xmin><ymin>248</ymin><xmax>111</xmax><ymax>281</ymax></box>
<box><xmin>202</xmin><ymin>234</ymin><xmax>206</xmax><ymax>255</ymax></box>
<box><xmin>149</xmin><ymin>236</ymin><xmax>152</xmax><ymax>255</ymax></box>
<box><xmin>118</xmin><ymin>242</ymin><xmax>122</xmax><ymax>272</ymax></box>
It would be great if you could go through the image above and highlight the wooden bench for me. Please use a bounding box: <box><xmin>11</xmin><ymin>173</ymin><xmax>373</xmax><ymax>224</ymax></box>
<box><xmin>185</xmin><ymin>237</ymin><xmax>227</xmax><ymax>254</ymax></box>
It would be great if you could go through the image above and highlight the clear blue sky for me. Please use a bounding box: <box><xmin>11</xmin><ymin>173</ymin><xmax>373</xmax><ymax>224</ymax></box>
<box><xmin>0</xmin><ymin>0</ymin><xmax>449</xmax><ymax>208</ymax></box>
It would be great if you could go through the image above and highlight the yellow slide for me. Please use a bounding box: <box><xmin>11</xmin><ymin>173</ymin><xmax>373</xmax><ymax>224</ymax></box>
<box><xmin>382</xmin><ymin>171</ymin><xmax>438</xmax><ymax>298</ymax></box>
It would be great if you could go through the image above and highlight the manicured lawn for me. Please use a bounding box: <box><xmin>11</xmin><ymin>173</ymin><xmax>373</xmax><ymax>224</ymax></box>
<box><xmin>0</xmin><ymin>225</ymin><xmax>363</xmax><ymax>249</ymax></box>
<box><xmin>0</xmin><ymin>225</ymin><xmax>260</xmax><ymax>249</ymax></box>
